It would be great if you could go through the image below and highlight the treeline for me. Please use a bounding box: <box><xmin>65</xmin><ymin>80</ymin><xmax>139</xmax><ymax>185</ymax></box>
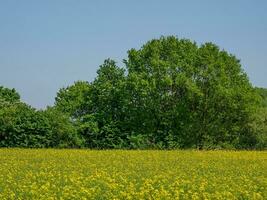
<box><xmin>1</xmin><ymin>36</ymin><xmax>267</xmax><ymax>149</ymax></box>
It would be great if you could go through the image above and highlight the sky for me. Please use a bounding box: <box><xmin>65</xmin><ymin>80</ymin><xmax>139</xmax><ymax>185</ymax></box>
<box><xmin>0</xmin><ymin>0</ymin><xmax>267</xmax><ymax>109</ymax></box>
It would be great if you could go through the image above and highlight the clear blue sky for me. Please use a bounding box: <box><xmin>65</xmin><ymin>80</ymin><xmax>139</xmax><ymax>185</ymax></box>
<box><xmin>0</xmin><ymin>0</ymin><xmax>267</xmax><ymax>109</ymax></box>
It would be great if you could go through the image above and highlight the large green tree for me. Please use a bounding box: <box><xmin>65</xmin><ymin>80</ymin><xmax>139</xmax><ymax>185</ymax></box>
<box><xmin>53</xmin><ymin>36</ymin><xmax>262</xmax><ymax>149</ymax></box>
<box><xmin>124</xmin><ymin>37</ymin><xmax>259</xmax><ymax>149</ymax></box>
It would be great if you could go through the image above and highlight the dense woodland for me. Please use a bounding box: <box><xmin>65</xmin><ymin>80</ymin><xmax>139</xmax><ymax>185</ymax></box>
<box><xmin>1</xmin><ymin>36</ymin><xmax>267</xmax><ymax>149</ymax></box>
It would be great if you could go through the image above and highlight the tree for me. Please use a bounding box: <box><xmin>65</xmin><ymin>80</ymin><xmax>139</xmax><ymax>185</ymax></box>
<box><xmin>54</xmin><ymin>60</ymin><xmax>127</xmax><ymax>148</ymax></box>
<box><xmin>0</xmin><ymin>86</ymin><xmax>20</xmax><ymax>103</ymax></box>
<box><xmin>0</xmin><ymin>85</ymin><xmax>83</xmax><ymax>148</ymax></box>
<box><xmin>52</xmin><ymin>36</ymin><xmax>262</xmax><ymax>149</ymax></box>
<box><xmin>55</xmin><ymin>81</ymin><xmax>91</xmax><ymax>119</ymax></box>
<box><xmin>124</xmin><ymin>36</ymin><xmax>259</xmax><ymax>149</ymax></box>
<box><xmin>255</xmin><ymin>87</ymin><xmax>267</xmax><ymax>107</ymax></box>
<box><xmin>88</xmin><ymin>59</ymin><xmax>126</xmax><ymax>148</ymax></box>
<box><xmin>0</xmin><ymin>102</ymin><xmax>46</xmax><ymax>147</ymax></box>
<box><xmin>41</xmin><ymin>107</ymin><xmax>84</xmax><ymax>148</ymax></box>
<box><xmin>252</xmin><ymin>87</ymin><xmax>267</xmax><ymax>149</ymax></box>
<box><xmin>0</xmin><ymin>103</ymin><xmax>84</xmax><ymax>148</ymax></box>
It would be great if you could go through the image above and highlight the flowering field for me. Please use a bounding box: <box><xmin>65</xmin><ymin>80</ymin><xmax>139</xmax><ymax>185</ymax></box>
<box><xmin>0</xmin><ymin>149</ymin><xmax>266</xmax><ymax>199</ymax></box>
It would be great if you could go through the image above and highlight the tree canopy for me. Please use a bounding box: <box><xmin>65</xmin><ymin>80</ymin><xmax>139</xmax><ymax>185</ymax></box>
<box><xmin>0</xmin><ymin>36</ymin><xmax>266</xmax><ymax>149</ymax></box>
<box><xmin>255</xmin><ymin>87</ymin><xmax>267</xmax><ymax>107</ymax></box>
<box><xmin>0</xmin><ymin>86</ymin><xmax>20</xmax><ymax>104</ymax></box>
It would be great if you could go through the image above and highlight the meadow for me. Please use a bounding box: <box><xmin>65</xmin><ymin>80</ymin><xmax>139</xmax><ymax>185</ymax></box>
<box><xmin>0</xmin><ymin>149</ymin><xmax>266</xmax><ymax>199</ymax></box>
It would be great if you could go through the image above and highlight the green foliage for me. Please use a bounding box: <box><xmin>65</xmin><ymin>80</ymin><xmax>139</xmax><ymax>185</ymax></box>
<box><xmin>0</xmin><ymin>88</ymin><xmax>83</xmax><ymax>148</ymax></box>
<box><xmin>255</xmin><ymin>87</ymin><xmax>267</xmax><ymax>107</ymax></box>
<box><xmin>0</xmin><ymin>36</ymin><xmax>265</xmax><ymax>149</ymax></box>
<box><xmin>252</xmin><ymin>87</ymin><xmax>267</xmax><ymax>149</ymax></box>
<box><xmin>123</xmin><ymin>37</ymin><xmax>259</xmax><ymax>149</ymax></box>
<box><xmin>55</xmin><ymin>81</ymin><xmax>91</xmax><ymax>119</ymax></box>
<box><xmin>251</xmin><ymin>107</ymin><xmax>267</xmax><ymax>149</ymax></box>
<box><xmin>0</xmin><ymin>86</ymin><xmax>20</xmax><ymax>103</ymax></box>
<box><xmin>0</xmin><ymin>102</ymin><xmax>47</xmax><ymax>147</ymax></box>
<box><xmin>41</xmin><ymin>108</ymin><xmax>84</xmax><ymax>148</ymax></box>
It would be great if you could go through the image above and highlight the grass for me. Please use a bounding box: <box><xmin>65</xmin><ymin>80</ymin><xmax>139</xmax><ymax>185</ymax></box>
<box><xmin>0</xmin><ymin>149</ymin><xmax>266</xmax><ymax>199</ymax></box>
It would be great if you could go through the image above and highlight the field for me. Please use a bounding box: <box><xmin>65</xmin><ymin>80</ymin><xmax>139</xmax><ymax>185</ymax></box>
<box><xmin>0</xmin><ymin>149</ymin><xmax>266</xmax><ymax>199</ymax></box>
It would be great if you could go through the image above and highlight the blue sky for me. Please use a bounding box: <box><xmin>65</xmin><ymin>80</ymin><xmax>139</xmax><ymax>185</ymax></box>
<box><xmin>0</xmin><ymin>0</ymin><xmax>267</xmax><ymax>109</ymax></box>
